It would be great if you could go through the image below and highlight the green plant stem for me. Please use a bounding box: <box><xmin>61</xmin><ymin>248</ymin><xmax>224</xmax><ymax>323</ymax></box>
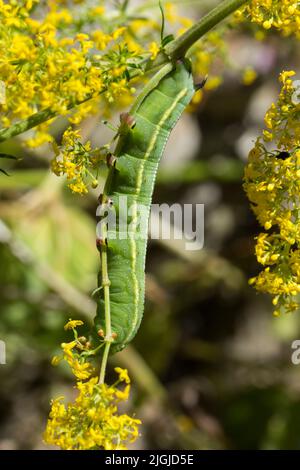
<box><xmin>0</xmin><ymin>0</ymin><xmax>249</xmax><ymax>143</ymax></box>
<box><xmin>99</xmin><ymin>341</ymin><xmax>111</xmax><ymax>384</ymax></box>
<box><xmin>98</xmin><ymin>223</ymin><xmax>113</xmax><ymax>384</ymax></box>
<box><xmin>0</xmin><ymin>93</ymin><xmax>96</xmax><ymax>142</ymax></box>
<box><xmin>164</xmin><ymin>0</ymin><xmax>249</xmax><ymax>59</ymax></box>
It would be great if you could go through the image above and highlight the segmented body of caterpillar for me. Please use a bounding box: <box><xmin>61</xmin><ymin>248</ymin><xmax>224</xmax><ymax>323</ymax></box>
<box><xmin>95</xmin><ymin>60</ymin><xmax>195</xmax><ymax>353</ymax></box>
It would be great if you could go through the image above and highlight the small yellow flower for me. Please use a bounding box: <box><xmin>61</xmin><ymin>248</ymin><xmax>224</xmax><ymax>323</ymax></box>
<box><xmin>242</xmin><ymin>67</ymin><xmax>257</xmax><ymax>86</ymax></box>
<box><xmin>263</xmin><ymin>20</ymin><xmax>272</xmax><ymax>30</ymax></box>
<box><xmin>64</xmin><ymin>319</ymin><xmax>84</xmax><ymax>330</ymax></box>
<box><xmin>115</xmin><ymin>384</ymin><xmax>130</xmax><ymax>401</ymax></box>
<box><xmin>61</xmin><ymin>340</ymin><xmax>77</xmax><ymax>352</ymax></box>
<box><xmin>264</xmin><ymin>221</ymin><xmax>272</xmax><ymax>230</ymax></box>
<box><xmin>71</xmin><ymin>361</ymin><xmax>93</xmax><ymax>380</ymax></box>
<box><xmin>149</xmin><ymin>42</ymin><xmax>160</xmax><ymax>60</ymax></box>
<box><xmin>51</xmin><ymin>356</ymin><xmax>62</xmax><ymax>366</ymax></box>
<box><xmin>205</xmin><ymin>76</ymin><xmax>222</xmax><ymax>91</ymax></box>
<box><xmin>115</xmin><ymin>367</ymin><xmax>130</xmax><ymax>384</ymax></box>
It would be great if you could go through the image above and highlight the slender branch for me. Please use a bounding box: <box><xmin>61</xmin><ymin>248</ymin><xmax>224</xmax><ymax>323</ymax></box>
<box><xmin>99</xmin><ymin>341</ymin><xmax>111</xmax><ymax>384</ymax></box>
<box><xmin>0</xmin><ymin>93</ymin><xmax>96</xmax><ymax>143</ymax></box>
<box><xmin>164</xmin><ymin>0</ymin><xmax>249</xmax><ymax>59</ymax></box>
<box><xmin>98</xmin><ymin>222</ymin><xmax>113</xmax><ymax>384</ymax></box>
<box><xmin>102</xmin><ymin>245</ymin><xmax>112</xmax><ymax>341</ymax></box>
<box><xmin>0</xmin><ymin>63</ymin><xmax>151</xmax><ymax>143</ymax></box>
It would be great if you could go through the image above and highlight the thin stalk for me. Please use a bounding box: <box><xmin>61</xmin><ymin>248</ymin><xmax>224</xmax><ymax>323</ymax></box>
<box><xmin>0</xmin><ymin>61</ymin><xmax>145</xmax><ymax>143</ymax></box>
<box><xmin>164</xmin><ymin>0</ymin><xmax>249</xmax><ymax>59</ymax></box>
<box><xmin>99</xmin><ymin>341</ymin><xmax>111</xmax><ymax>384</ymax></box>
<box><xmin>98</xmin><ymin>222</ymin><xmax>113</xmax><ymax>384</ymax></box>
<box><xmin>0</xmin><ymin>92</ymin><xmax>95</xmax><ymax>142</ymax></box>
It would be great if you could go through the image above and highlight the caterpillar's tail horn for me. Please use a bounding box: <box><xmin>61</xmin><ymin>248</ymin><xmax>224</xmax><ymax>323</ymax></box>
<box><xmin>194</xmin><ymin>75</ymin><xmax>208</xmax><ymax>90</ymax></box>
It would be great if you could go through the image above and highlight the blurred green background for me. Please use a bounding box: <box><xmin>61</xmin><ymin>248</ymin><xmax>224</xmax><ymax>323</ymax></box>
<box><xmin>1</xmin><ymin>2</ymin><xmax>300</xmax><ymax>450</ymax></box>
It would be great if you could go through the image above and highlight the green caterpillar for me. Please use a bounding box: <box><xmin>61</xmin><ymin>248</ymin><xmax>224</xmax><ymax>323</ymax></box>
<box><xmin>95</xmin><ymin>60</ymin><xmax>195</xmax><ymax>353</ymax></box>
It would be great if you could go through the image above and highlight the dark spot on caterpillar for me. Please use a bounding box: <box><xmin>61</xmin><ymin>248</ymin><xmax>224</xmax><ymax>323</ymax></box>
<box><xmin>96</xmin><ymin>237</ymin><xmax>107</xmax><ymax>249</ymax></box>
<box><xmin>276</xmin><ymin>151</ymin><xmax>290</xmax><ymax>160</ymax></box>
<box><xmin>97</xmin><ymin>194</ymin><xmax>113</xmax><ymax>211</ymax></box>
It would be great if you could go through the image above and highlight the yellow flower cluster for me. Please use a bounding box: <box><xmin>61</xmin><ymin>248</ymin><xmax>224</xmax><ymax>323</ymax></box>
<box><xmin>44</xmin><ymin>369</ymin><xmax>140</xmax><ymax>450</ymax></box>
<box><xmin>51</xmin><ymin>128</ymin><xmax>103</xmax><ymax>194</ymax></box>
<box><xmin>46</xmin><ymin>319</ymin><xmax>141</xmax><ymax>449</ymax></box>
<box><xmin>263</xmin><ymin>71</ymin><xmax>300</xmax><ymax>147</ymax></box>
<box><xmin>60</xmin><ymin>339</ymin><xmax>95</xmax><ymax>380</ymax></box>
<box><xmin>238</xmin><ymin>0</ymin><xmax>300</xmax><ymax>38</ymax></box>
<box><xmin>244</xmin><ymin>71</ymin><xmax>300</xmax><ymax>315</ymax></box>
<box><xmin>52</xmin><ymin>318</ymin><xmax>95</xmax><ymax>380</ymax></box>
<box><xmin>0</xmin><ymin>0</ymin><xmax>145</xmax><ymax>144</ymax></box>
